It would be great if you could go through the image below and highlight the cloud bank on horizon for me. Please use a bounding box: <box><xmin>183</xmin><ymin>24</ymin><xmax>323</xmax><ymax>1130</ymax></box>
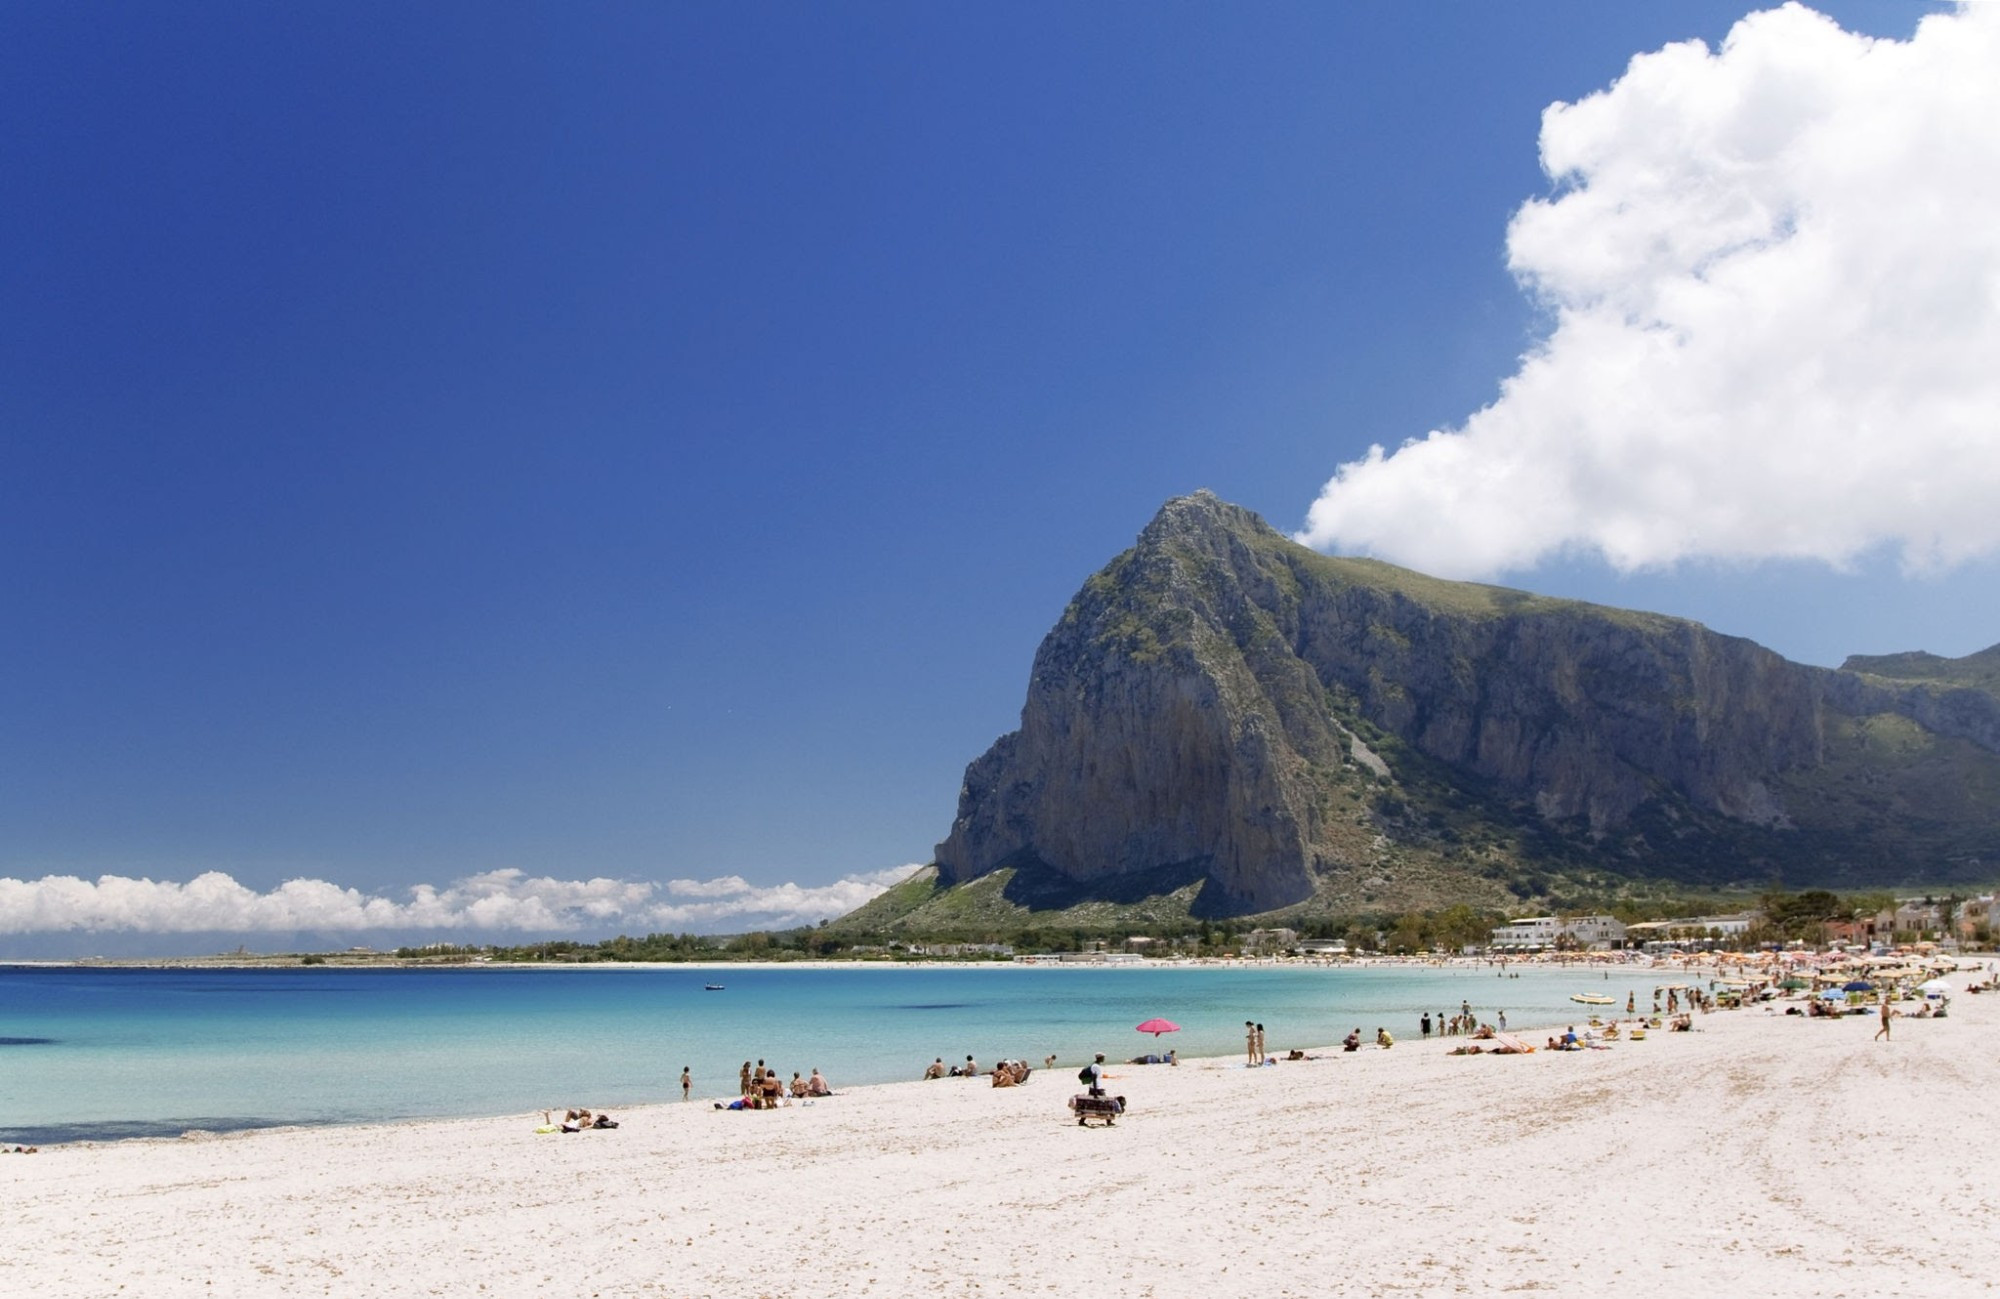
<box><xmin>1299</xmin><ymin>3</ymin><xmax>2000</xmax><ymax>580</ymax></box>
<box><xmin>0</xmin><ymin>865</ymin><xmax>923</xmax><ymax>938</ymax></box>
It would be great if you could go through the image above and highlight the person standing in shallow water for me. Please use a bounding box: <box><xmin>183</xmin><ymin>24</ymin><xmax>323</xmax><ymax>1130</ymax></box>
<box><xmin>681</xmin><ymin>1067</ymin><xmax>691</xmax><ymax>1101</ymax></box>
<box><xmin>1420</xmin><ymin>1012</ymin><xmax>1432</xmax><ymax>1039</ymax></box>
<box><xmin>1246</xmin><ymin>1021</ymin><xmax>1257</xmax><ymax>1065</ymax></box>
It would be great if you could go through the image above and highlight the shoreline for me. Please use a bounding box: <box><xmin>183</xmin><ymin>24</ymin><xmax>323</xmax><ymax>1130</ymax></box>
<box><xmin>8</xmin><ymin>949</ymin><xmax>1917</xmax><ymax>972</ymax></box>
<box><xmin>9</xmin><ymin>976</ymin><xmax>1993</xmax><ymax>1297</ymax></box>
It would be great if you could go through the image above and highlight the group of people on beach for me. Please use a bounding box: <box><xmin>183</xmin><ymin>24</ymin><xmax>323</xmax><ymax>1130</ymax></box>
<box><xmin>1421</xmin><ymin>1000</ymin><xmax>1496</xmax><ymax>1039</ymax></box>
<box><xmin>922</xmin><ymin>1054</ymin><xmax>982</xmax><ymax>1079</ymax></box>
<box><xmin>921</xmin><ymin>1053</ymin><xmax>1058</xmax><ymax>1083</ymax></box>
<box><xmin>1337</xmin><ymin>1027</ymin><xmax>1394</xmax><ymax>1051</ymax></box>
<box><xmin>722</xmin><ymin>1059</ymin><xmax>831</xmax><ymax>1109</ymax></box>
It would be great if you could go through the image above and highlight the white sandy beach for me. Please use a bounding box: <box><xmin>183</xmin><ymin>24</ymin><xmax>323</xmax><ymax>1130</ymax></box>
<box><xmin>7</xmin><ymin>985</ymin><xmax>1996</xmax><ymax>1298</ymax></box>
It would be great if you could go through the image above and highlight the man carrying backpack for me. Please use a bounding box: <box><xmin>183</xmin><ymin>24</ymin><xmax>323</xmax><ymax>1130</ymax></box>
<box><xmin>1081</xmin><ymin>1053</ymin><xmax>1106</xmax><ymax>1097</ymax></box>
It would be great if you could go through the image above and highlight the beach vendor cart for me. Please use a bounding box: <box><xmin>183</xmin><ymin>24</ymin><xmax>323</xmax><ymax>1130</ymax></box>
<box><xmin>1068</xmin><ymin>1092</ymin><xmax>1126</xmax><ymax>1127</ymax></box>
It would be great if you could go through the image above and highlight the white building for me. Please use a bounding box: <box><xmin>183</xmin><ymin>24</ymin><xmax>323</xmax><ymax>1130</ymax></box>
<box><xmin>1565</xmin><ymin>915</ymin><xmax>1627</xmax><ymax>948</ymax></box>
<box><xmin>1488</xmin><ymin>915</ymin><xmax>1627</xmax><ymax>951</ymax></box>
<box><xmin>1489</xmin><ymin>917</ymin><xmax>1562</xmax><ymax>951</ymax></box>
<box><xmin>1626</xmin><ymin>911</ymin><xmax>1759</xmax><ymax>950</ymax></box>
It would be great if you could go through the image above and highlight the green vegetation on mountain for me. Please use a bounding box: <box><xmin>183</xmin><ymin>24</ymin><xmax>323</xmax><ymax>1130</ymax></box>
<box><xmin>1841</xmin><ymin>644</ymin><xmax>2000</xmax><ymax>697</ymax></box>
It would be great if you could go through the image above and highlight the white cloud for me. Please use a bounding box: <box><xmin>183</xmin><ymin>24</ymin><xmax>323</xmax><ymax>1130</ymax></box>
<box><xmin>0</xmin><ymin>864</ymin><xmax>924</xmax><ymax>937</ymax></box>
<box><xmin>1299</xmin><ymin>3</ymin><xmax>2000</xmax><ymax>579</ymax></box>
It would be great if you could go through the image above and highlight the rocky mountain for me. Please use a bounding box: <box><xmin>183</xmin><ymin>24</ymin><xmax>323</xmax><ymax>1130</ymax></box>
<box><xmin>920</xmin><ymin>492</ymin><xmax>2000</xmax><ymax>922</ymax></box>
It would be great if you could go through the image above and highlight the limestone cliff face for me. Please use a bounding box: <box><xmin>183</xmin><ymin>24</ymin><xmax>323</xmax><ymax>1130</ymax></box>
<box><xmin>934</xmin><ymin>492</ymin><xmax>2000</xmax><ymax>910</ymax></box>
<box><xmin>936</xmin><ymin>495</ymin><xmax>1341</xmax><ymax>912</ymax></box>
<box><xmin>1287</xmin><ymin>575</ymin><xmax>1827</xmax><ymax>832</ymax></box>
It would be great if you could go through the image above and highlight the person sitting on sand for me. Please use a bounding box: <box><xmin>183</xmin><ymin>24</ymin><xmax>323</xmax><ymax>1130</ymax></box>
<box><xmin>923</xmin><ymin>1057</ymin><xmax>946</xmax><ymax>1080</ymax></box>
<box><xmin>808</xmin><ymin>1068</ymin><xmax>830</xmax><ymax>1096</ymax></box>
<box><xmin>591</xmin><ymin>1112</ymin><xmax>618</xmax><ymax>1129</ymax></box>
<box><xmin>1375</xmin><ymin>1028</ymin><xmax>1394</xmax><ymax>1048</ymax></box>
<box><xmin>789</xmin><ymin>1072</ymin><xmax>806</xmax><ymax>1098</ymax></box>
<box><xmin>1343</xmin><ymin>1029</ymin><xmax>1361</xmax><ymax>1052</ymax></box>
<box><xmin>1166</xmin><ymin>1049</ymin><xmax>1177</xmax><ymax>1066</ymax></box>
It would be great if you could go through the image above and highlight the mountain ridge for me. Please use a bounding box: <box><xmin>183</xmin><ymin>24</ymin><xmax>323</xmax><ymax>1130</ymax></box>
<box><xmin>911</xmin><ymin>492</ymin><xmax>1999</xmax><ymax>926</ymax></box>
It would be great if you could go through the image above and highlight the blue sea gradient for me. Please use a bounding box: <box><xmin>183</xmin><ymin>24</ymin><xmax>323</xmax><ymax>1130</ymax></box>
<box><xmin>0</xmin><ymin>962</ymin><xmax>1648</xmax><ymax>1144</ymax></box>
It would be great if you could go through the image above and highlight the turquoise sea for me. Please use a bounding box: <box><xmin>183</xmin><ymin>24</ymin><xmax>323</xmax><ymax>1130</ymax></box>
<box><xmin>0</xmin><ymin>962</ymin><xmax>1644</xmax><ymax>1144</ymax></box>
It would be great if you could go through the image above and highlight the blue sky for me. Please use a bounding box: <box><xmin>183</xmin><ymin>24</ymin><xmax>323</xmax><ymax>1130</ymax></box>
<box><xmin>4</xmin><ymin>2</ymin><xmax>1993</xmax><ymax>948</ymax></box>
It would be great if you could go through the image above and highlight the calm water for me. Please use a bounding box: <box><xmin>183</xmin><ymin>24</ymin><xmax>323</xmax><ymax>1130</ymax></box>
<box><xmin>0</xmin><ymin>962</ymin><xmax>1643</xmax><ymax>1144</ymax></box>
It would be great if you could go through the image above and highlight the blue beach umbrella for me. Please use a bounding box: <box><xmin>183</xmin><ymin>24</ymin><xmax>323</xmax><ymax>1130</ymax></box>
<box><xmin>1842</xmin><ymin>980</ymin><xmax>1874</xmax><ymax>992</ymax></box>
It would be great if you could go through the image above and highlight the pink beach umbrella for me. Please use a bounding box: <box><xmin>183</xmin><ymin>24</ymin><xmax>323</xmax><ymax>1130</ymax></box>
<box><xmin>1135</xmin><ymin>1018</ymin><xmax>1181</xmax><ymax>1037</ymax></box>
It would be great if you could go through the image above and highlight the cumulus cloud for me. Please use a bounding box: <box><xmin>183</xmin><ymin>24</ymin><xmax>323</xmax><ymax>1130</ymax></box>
<box><xmin>1299</xmin><ymin>3</ymin><xmax>2000</xmax><ymax>579</ymax></box>
<box><xmin>0</xmin><ymin>865</ymin><xmax>924</xmax><ymax>937</ymax></box>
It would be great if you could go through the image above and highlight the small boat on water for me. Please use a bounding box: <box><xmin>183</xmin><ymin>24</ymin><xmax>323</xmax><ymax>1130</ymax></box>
<box><xmin>704</xmin><ymin>984</ymin><xmax>725</xmax><ymax>991</ymax></box>
<box><xmin>1570</xmin><ymin>993</ymin><xmax>1616</xmax><ymax>1005</ymax></box>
